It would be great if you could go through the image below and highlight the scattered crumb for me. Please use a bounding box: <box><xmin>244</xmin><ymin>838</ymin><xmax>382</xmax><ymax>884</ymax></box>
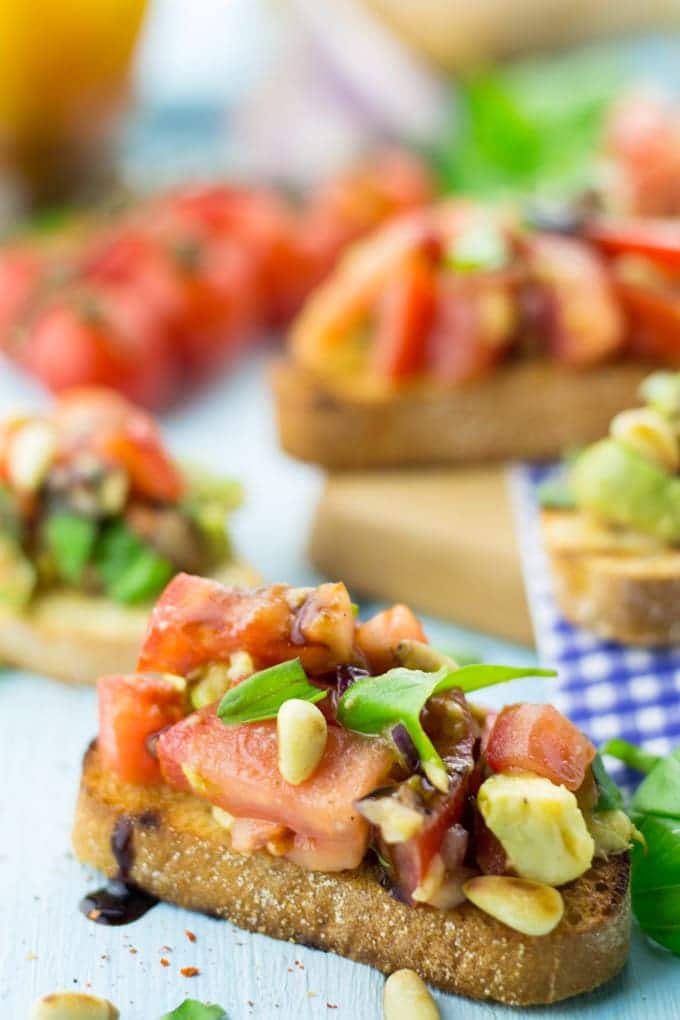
<box><xmin>185</xmin><ymin>930</ymin><xmax>197</xmax><ymax>943</ymax></box>
<box><xmin>129</xmin><ymin>948</ymin><xmax>138</xmax><ymax>955</ymax></box>
<box><xmin>160</xmin><ymin>959</ymin><xmax>170</xmax><ymax>968</ymax></box>
<box><xmin>180</xmin><ymin>967</ymin><xmax>200</xmax><ymax>978</ymax></box>
<box><xmin>25</xmin><ymin>952</ymin><xmax>38</xmax><ymax>961</ymax></box>
<box><xmin>307</xmin><ymin>992</ymin><xmax>318</xmax><ymax>998</ymax></box>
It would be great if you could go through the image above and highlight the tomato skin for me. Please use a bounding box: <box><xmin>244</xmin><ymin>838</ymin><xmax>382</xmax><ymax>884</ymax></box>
<box><xmin>53</xmin><ymin>387</ymin><xmax>185</xmax><ymax>502</ymax></box>
<box><xmin>0</xmin><ymin>247</ymin><xmax>47</xmax><ymax>350</ymax></box>
<box><xmin>356</xmin><ymin>604</ymin><xmax>427</xmax><ymax>673</ymax></box>
<box><xmin>485</xmin><ymin>703</ymin><xmax>596</xmax><ymax>791</ymax></box>
<box><xmin>372</xmin><ymin>255</ymin><xmax>436</xmax><ymax>379</ymax></box>
<box><xmin>98</xmin><ymin>673</ymin><xmax>187</xmax><ymax>785</ymax></box>
<box><xmin>138</xmin><ymin>575</ymin><xmax>356</xmax><ymax>677</ymax></box>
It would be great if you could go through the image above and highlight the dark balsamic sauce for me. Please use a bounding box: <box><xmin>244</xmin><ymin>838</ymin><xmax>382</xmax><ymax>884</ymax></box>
<box><xmin>80</xmin><ymin>816</ymin><xmax>158</xmax><ymax>926</ymax></box>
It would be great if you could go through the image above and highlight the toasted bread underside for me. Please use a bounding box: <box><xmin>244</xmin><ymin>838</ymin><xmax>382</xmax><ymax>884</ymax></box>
<box><xmin>73</xmin><ymin>746</ymin><xmax>630</xmax><ymax>1006</ymax></box>
<box><xmin>272</xmin><ymin>358</ymin><xmax>651</xmax><ymax>468</ymax></box>
<box><xmin>542</xmin><ymin>508</ymin><xmax>680</xmax><ymax>645</ymax></box>
<box><xmin>0</xmin><ymin>559</ymin><xmax>259</xmax><ymax>684</ymax></box>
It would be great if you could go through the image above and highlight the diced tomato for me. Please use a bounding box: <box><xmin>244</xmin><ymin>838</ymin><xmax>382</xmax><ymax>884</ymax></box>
<box><xmin>98</xmin><ymin>673</ymin><xmax>188</xmax><ymax>785</ymax></box>
<box><xmin>372</xmin><ymin>254</ymin><xmax>436</xmax><ymax>379</ymax></box>
<box><xmin>485</xmin><ymin>703</ymin><xmax>596</xmax><ymax>791</ymax></box>
<box><xmin>138</xmin><ymin>575</ymin><xmax>356</xmax><ymax>677</ymax></box>
<box><xmin>615</xmin><ymin>278</ymin><xmax>680</xmax><ymax>362</ymax></box>
<box><xmin>524</xmin><ymin>234</ymin><xmax>624</xmax><ymax>366</ymax></box>
<box><xmin>586</xmin><ymin>218</ymin><xmax>680</xmax><ymax>272</ymax></box>
<box><xmin>474</xmin><ymin>811</ymin><xmax>508</xmax><ymax>875</ymax></box>
<box><xmin>356</xmin><ymin>604</ymin><xmax>427</xmax><ymax>673</ymax></box>
<box><xmin>426</xmin><ymin>274</ymin><xmax>510</xmax><ymax>383</ymax></box>
<box><xmin>0</xmin><ymin>247</ymin><xmax>48</xmax><ymax>350</ymax></box>
<box><xmin>53</xmin><ymin>387</ymin><xmax>185</xmax><ymax>502</ymax></box>
<box><xmin>158</xmin><ymin>706</ymin><xmax>394</xmax><ymax>848</ymax></box>
<box><xmin>605</xmin><ymin>93</ymin><xmax>680</xmax><ymax>217</ymax></box>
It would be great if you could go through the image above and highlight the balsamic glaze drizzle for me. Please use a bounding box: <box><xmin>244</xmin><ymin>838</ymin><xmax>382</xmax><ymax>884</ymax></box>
<box><xmin>80</xmin><ymin>816</ymin><xmax>158</xmax><ymax>926</ymax></box>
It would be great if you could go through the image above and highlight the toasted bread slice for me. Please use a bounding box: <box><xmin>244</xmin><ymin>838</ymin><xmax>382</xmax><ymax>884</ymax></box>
<box><xmin>0</xmin><ymin>559</ymin><xmax>259</xmax><ymax>684</ymax></box>
<box><xmin>272</xmin><ymin>358</ymin><xmax>651</xmax><ymax>468</ymax></box>
<box><xmin>542</xmin><ymin>508</ymin><xmax>680</xmax><ymax>644</ymax></box>
<box><xmin>73</xmin><ymin>745</ymin><xmax>630</xmax><ymax>1006</ymax></box>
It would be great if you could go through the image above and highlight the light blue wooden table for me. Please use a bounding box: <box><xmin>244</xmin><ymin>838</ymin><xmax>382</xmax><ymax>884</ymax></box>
<box><xmin>0</xmin><ymin>351</ymin><xmax>677</xmax><ymax>1019</ymax></box>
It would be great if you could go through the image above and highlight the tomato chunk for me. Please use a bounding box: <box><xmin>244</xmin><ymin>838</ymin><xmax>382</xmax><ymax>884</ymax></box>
<box><xmin>158</xmin><ymin>706</ymin><xmax>395</xmax><ymax>846</ymax></box>
<box><xmin>98</xmin><ymin>673</ymin><xmax>187</xmax><ymax>785</ymax></box>
<box><xmin>485</xmin><ymin>703</ymin><xmax>595</xmax><ymax>791</ymax></box>
<box><xmin>372</xmin><ymin>254</ymin><xmax>436</xmax><ymax>379</ymax></box>
<box><xmin>53</xmin><ymin>387</ymin><xmax>185</xmax><ymax>502</ymax></box>
<box><xmin>356</xmin><ymin>604</ymin><xmax>427</xmax><ymax>673</ymax></box>
<box><xmin>138</xmin><ymin>576</ymin><xmax>356</xmax><ymax>677</ymax></box>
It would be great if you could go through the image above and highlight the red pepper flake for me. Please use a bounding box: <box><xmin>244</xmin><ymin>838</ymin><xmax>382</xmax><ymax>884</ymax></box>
<box><xmin>327</xmin><ymin>1005</ymin><xmax>338</xmax><ymax>1010</ymax></box>
<box><xmin>181</xmin><ymin>966</ymin><xmax>200</xmax><ymax>978</ymax></box>
<box><xmin>160</xmin><ymin>959</ymin><xmax>170</xmax><ymax>968</ymax></box>
<box><xmin>185</xmin><ymin>930</ymin><xmax>197</xmax><ymax>943</ymax></box>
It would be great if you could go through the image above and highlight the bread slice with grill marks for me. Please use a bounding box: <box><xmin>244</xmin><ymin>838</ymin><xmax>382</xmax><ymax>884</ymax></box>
<box><xmin>73</xmin><ymin>745</ymin><xmax>631</xmax><ymax>1007</ymax></box>
<box><xmin>542</xmin><ymin>508</ymin><xmax>680</xmax><ymax>645</ymax></box>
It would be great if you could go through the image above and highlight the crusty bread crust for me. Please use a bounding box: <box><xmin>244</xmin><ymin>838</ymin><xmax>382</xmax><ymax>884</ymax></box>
<box><xmin>73</xmin><ymin>746</ymin><xmax>630</xmax><ymax>1006</ymax></box>
<box><xmin>272</xmin><ymin>358</ymin><xmax>651</xmax><ymax>468</ymax></box>
<box><xmin>542</xmin><ymin>508</ymin><xmax>680</xmax><ymax>645</ymax></box>
<box><xmin>0</xmin><ymin>559</ymin><xmax>259</xmax><ymax>684</ymax></box>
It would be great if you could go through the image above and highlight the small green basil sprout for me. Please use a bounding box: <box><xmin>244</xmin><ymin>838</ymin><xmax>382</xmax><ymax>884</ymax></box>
<box><xmin>217</xmin><ymin>658</ymin><xmax>327</xmax><ymax>725</ymax></box>
<box><xmin>160</xmin><ymin>1001</ymin><xmax>228</xmax><ymax>1020</ymax></box>
<box><xmin>337</xmin><ymin>663</ymin><xmax>555</xmax><ymax>793</ymax></box>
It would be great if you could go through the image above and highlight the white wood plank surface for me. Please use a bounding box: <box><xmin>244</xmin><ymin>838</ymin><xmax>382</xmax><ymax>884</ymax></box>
<box><xmin>0</xmin><ymin>353</ymin><xmax>678</xmax><ymax>1019</ymax></box>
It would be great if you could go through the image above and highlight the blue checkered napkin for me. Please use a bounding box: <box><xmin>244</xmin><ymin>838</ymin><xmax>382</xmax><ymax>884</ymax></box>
<box><xmin>509</xmin><ymin>462</ymin><xmax>680</xmax><ymax>792</ymax></box>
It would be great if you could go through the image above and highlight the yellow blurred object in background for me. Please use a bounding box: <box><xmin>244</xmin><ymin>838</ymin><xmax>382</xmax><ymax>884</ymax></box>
<box><xmin>0</xmin><ymin>0</ymin><xmax>147</xmax><ymax>206</ymax></box>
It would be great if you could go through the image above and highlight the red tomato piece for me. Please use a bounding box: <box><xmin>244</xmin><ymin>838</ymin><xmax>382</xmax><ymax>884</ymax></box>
<box><xmin>586</xmin><ymin>218</ymin><xmax>680</xmax><ymax>272</ymax></box>
<box><xmin>616</xmin><ymin>278</ymin><xmax>680</xmax><ymax>362</ymax></box>
<box><xmin>53</xmin><ymin>386</ymin><xmax>185</xmax><ymax>502</ymax></box>
<box><xmin>98</xmin><ymin>672</ymin><xmax>188</xmax><ymax>785</ymax></box>
<box><xmin>426</xmin><ymin>274</ymin><xmax>508</xmax><ymax>383</ymax></box>
<box><xmin>137</xmin><ymin>575</ymin><xmax>356</xmax><ymax>677</ymax></box>
<box><xmin>485</xmin><ymin>703</ymin><xmax>596</xmax><ymax>791</ymax></box>
<box><xmin>158</xmin><ymin>705</ymin><xmax>394</xmax><ymax>846</ymax></box>
<box><xmin>356</xmin><ymin>604</ymin><xmax>427</xmax><ymax>673</ymax></box>
<box><xmin>372</xmin><ymin>254</ymin><xmax>436</xmax><ymax>379</ymax></box>
<box><xmin>0</xmin><ymin>247</ymin><xmax>47</xmax><ymax>351</ymax></box>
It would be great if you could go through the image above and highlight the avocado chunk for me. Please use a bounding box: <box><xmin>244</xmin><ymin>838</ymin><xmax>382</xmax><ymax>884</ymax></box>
<box><xmin>95</xmin><ymin>521</ymin><xmax>174</xmax><ymax>605</ymax></box>
<box><xmin>570</xmin><ymin>437</ymin><xmax>680</xmax><ymax>543</ymax></box>
<box><xmin>45</xmin><ymin>513</ymin><xmax>97</xmax><ymax>584</ymax></box>
<box><xmin>0</xmin><ymin>533</ymin><xmax>36</xmax><ymax>609</ymax></box>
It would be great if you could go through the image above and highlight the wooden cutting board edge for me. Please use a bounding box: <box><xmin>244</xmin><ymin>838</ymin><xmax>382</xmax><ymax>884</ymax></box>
<box><xmin>309</xmin><ymin>466</ymin><xmax>534</xmax><ymax>646</ymax></box>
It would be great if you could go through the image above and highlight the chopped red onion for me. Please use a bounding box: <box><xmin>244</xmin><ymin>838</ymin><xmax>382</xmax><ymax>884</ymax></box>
<box><xmin>391</xmin><ymin>723</ymin><xmax>419</xmax><ymax>772</ymax></box>
<box><xmin>336</xmin><ymin>664</ymin><xmax>369</xmax><ymax>697</ymax></box>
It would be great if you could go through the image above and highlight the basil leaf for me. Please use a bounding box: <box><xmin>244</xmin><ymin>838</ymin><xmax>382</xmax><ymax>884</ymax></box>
<box><xmin>601</xmin><ymin>738</ymin><xmax>661</xmax><ymax>776</ymax></box>
<box><xmin>160</xmin><ymin>1001</ymin><xmax>228</xmax><ymax>1020</ymax></box>
<box><xmin>337</xmin><ymin>663</ymin><xmax>555</xmax><ymax>792</ymax></box>
<box><xmin>217</xmin><ymin>658</ymin><xmax>327</xmax><ymax>725</ymax></box>
<box><xmin>95</xmin><ymin>521</ymin><xmax>174</xmax><ymax>605</ymax></box>
<box><xmin>631</xmin><ymin>749</ymin><xmax>680</xmax><ymax>820</ymax></box>
<box><xmin>45</xmin><ymin>513</ymin><xmax>97</xmax><ymax>584</ymax></box>
<box><xmin>591</xmin><ymin>752</ymin><xmax>624</xmax><ymax>813</ymax></box>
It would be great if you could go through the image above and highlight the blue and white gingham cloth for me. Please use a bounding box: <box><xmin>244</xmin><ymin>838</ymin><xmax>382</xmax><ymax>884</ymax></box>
<box><xmin>510</xmin><ymin>462</ymin><xmax>680</xmax><ymax>792</ymax></box>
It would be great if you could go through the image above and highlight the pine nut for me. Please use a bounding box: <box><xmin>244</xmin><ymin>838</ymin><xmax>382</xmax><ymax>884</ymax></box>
<box><xmin>277</xmin><ymin>699</ymin><xmax>327</xmax><ymax>785</ymax></box>
<box><xmin>384</xmin><ymin>970</ymin><xmax>440</xmax><ymax>1020</ymax></box>
<box><xmin>464</xmin><ymin>875</ymin><xmax>564</xmax><ymax>936</ymax></box>
<box><xmin>29</xmin><ymin>992</ymin><xmax>119</xmax><ymax>1019</ymax></box>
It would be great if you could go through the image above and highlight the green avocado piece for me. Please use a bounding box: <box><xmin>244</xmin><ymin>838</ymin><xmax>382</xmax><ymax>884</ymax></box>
<box><xmin>570</xmin><ymin>438</ymin><xmax>680</xmax><ymax>543</ymax></box>
<box><xmin>0</xmin><ymin>532</ymin><xmax>36</xmax><ymax>609</ymax></box>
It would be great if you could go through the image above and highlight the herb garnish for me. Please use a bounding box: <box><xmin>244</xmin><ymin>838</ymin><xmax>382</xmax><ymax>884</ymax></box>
<box><xmin>217</xmin><ymin>658</ymin><xmax>327</xmax><ymax>725</ymax></box>
<box><xmin>603</xmin><ymin>739</ymin><xmax>680</xmax><ymax>954</ymax></box>
<box><xmin>337</xmin><ymin>664</ymin><xmax>555</xmax><ymax>792</ymax></box>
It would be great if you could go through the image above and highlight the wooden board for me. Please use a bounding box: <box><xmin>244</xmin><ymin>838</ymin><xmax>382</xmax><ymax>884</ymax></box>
<box><xmin>310</xmin><ymin>466</ymin><xmax>533</xmax><ymax>645</ymax></box>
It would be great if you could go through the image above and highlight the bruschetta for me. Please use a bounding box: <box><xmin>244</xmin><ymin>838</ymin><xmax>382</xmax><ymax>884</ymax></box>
<box><xmin>542</xmin><ymin>370</ymin><xmax>680</xmax><ymax>645</ymax></box>
<box><xmin>72</xmin><ymin>575</ymin><xmax>634</xmax><ymax>1005</ymax></box>
<box><xmin>272</xmin><ymin>201</ymin><xmax>680</xmax><ymax>468</ymax></box>
<box><xmin>0</xmin><ymin>388</ymin><xmax>256</xmax><ymax>683</ymax></box>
